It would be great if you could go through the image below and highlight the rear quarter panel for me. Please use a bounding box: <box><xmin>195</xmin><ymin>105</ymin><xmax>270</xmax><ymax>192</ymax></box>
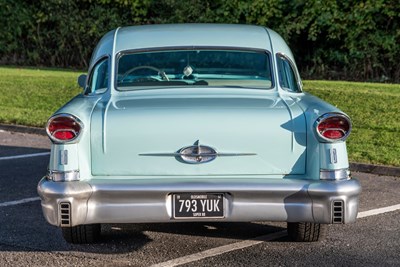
<box><xmin>49</xmin><ymin>94</ymin><xmax>104</xmax><ymax>179</ymax></box>
<box><xmin>290</xmin><ymin>92</ymin><xmax>350</xmax><ymax>179</ymax></box>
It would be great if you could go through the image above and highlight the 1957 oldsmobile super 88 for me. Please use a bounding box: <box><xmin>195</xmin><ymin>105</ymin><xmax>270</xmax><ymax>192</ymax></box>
<box><xmin>37</xmin><ymin>24</ymin><xmax>361</xmax><ymax>244</ymax></box>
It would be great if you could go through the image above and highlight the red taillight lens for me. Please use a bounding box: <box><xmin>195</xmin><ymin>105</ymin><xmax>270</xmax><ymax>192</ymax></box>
<box><xmin>316</xmin><ymin>114</ymin><xmax>351</xmax><ymax>142</ymax></box>
<box><xmin>46</xmin><ymin>115</ymin><xmax>82</xmax><ymax>143</ymax></box>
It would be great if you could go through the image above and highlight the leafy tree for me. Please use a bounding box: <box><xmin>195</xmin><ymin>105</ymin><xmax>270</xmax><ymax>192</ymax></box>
<box><xmin>0</xmin><ymin>0</ymin><xmax>399</xmax><ymax>81</ymax></box>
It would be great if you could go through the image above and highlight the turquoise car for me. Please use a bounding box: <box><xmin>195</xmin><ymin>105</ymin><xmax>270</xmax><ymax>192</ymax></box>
<box><xmin>37</xmin><ymin>24</ymin><xmax>361</xmax><ymax>244</ymax></box>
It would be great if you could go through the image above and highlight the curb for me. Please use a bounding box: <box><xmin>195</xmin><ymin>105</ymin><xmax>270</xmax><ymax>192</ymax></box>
<box><xmin>1</xmin><ymin>123</ymin><xmax>399</xmax><ymax>177</ymax></box>
<box><xmin>350</xmin><ymin>163</ymin><xmax>400</xmax><ymax>177</ymax></box>
<box><xmin>0</xmin><ymin>123</ymin><xmax>46</xmax><ymax>136</ymax></box>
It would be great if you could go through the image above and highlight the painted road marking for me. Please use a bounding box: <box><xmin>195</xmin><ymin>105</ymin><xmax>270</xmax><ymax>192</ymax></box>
<box><xmin>0</xmin><ymin>152</ymin><xmax>50</xmax><ymax>161</ymax></box>
<box><xmin>151</xmin><ymin>204</ymin><xmax>400</xmax><ymax>267</ymax></box>
<box><xmin>151</xmin><ymin>231</ymin><xmax>287</xmax><ymax>267</ymax></box>
<box><xmin>357</xmin><ymin>204</ymin><xmax>400</xmax><ymax>218</ymax></box>
<box><xmin>0</xmin><ymin>197</ymin><xmax>40</xmax><ymax>207</ymax></box>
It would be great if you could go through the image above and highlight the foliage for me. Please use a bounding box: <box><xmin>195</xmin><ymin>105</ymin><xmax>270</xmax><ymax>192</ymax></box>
<box><xmin>287</xmin><ymin>0</ymin><xmax>400</xmax><ymax>82</ymax></box>
<box><xmin>0</xmin><ymin>0</ymin><xmax>400</xmax><ymax>82</ymax></box>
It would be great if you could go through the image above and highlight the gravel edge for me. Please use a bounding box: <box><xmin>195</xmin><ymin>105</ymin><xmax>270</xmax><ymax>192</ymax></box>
<box><xmin>1</xmin><ymin>123</ymin><xmax>399</xmax><ymax>177</ymax></box>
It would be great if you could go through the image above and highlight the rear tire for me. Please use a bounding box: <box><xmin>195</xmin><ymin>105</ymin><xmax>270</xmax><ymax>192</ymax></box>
<box><xmin>287</xmin><ymin>222</ymin><xmax>326</xmax><ymax>242</ymax></box>
<box><xmin>62</xmin><ymin>224</ymin><xmax>101</xmax><ymax>244</ymax></box>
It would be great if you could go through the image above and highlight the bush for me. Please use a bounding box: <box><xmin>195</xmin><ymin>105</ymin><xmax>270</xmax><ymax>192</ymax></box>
<box><xmin>1</xmin><ymin>0</ymin><xmax>399</xmax><ymax>82</ymax></box>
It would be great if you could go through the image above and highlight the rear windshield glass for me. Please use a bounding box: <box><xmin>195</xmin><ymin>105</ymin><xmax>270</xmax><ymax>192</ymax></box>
<box><xmin>116</xmin><ymin>49</ymin><xmax>272</xmax><ymax>90</ymax></box>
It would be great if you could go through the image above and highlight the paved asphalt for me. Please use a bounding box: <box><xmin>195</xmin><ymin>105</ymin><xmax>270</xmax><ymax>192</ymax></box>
<box><xmin>0</xmin><ymin>130</ymin><xmax>399</xmax><ymax>266</ymax></box>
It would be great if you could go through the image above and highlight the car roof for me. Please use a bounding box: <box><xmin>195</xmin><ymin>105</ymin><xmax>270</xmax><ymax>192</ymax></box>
<box><xmin>90</xmin><ymin>24</ymin><xmax>295</xmax><ymax>65</ymax></box>
<box><xmin>115</xmin><ymin>24</ymin><xmax>271</xmax><ymax>51</ymax></box>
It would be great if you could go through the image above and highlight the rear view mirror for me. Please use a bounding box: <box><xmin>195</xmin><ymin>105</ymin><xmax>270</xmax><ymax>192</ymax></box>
<box><xmin>78</xmin><ymin>74</ymin><xmax>87</xmax><ymax>89</ymax></box>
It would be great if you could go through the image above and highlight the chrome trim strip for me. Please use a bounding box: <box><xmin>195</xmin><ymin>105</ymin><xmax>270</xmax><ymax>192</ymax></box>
<box><xmin>139</xmin><ymin>152</ymin><xmax>257</xmax><ymax>157</ymax></box>
<box><xmin>330</xmin><ymin>148</ymin><xmax>338</xmax><ymax>164</ymax></box>
<box><xmin>139</xmin><ymin>140</ymin><xmax>256</xmax><ymax>164</ymax></box>
<box><xmin>48</xmin><ymin>170</ymin><xmax>80</xmax><ymax>182</ymax></box>
<box><xmin>60</xmin><ymin>150</ymin><xmax>68</xmax><ymax>165</ymax></box>
<box><xmin>320</xmin><ymin>168</ymin><xmax>350</xmax><ymax>180</ymax></box>
<box><xmin>139</xmin><ymin>153</ymin><xmax>182</xmax><ymax>157</ymax></box>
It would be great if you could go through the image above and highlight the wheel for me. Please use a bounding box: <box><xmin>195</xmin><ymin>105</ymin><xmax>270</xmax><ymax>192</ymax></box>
<box><xmin>62</xmin><ymin>224</ymin><xmax>101</xmax><ymax>244</ymax></box>
<box><xmin>287</xmin><ymin>222</ymin><xmax>326</xmax><ymax>242</ymax></box>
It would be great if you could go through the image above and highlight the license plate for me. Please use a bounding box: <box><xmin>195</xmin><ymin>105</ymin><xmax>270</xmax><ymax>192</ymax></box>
<box><xmin>173</xmin><ymin>193</ymin><xmax>224</xmax><ymax>219</ymax></box>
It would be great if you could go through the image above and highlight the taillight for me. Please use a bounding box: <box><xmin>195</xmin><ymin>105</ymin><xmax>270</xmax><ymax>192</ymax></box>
<box><xmin>46</xmin><ymin>114</ymin><xmax>83</xmax><ymax>143</ymax></box>
<box><xmin>315</xmin><ymin>113</ymin><xmax>351</xmax><ymax>142</ymax></box>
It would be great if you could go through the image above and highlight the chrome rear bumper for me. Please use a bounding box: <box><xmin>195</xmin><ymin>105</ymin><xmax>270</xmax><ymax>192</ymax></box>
<box><xmin>37</xmin><ymin>177</ymin><xmax>361</xmax><ymax>227</ymax></box>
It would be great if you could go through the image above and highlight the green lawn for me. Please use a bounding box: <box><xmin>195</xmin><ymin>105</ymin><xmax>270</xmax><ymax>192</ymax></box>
<box><xmin>304</xmin><ymin>80</ymin><xmax>400</xmax><ymax>167</ymax></box>
<box><xmin>0</xmin><ymin>66</ymin><xmax>399</xmax><ymax>167</ymax></box>
<box><xmin>0</xmin><ymin>67</ymin><xmax>82</xmax><ymax>127</ymax></box>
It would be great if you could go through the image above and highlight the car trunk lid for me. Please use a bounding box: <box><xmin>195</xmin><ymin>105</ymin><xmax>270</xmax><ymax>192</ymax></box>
<box><xmin>90</xmin><ymin>89</ymin><xmax>306</xmax><ymax>176</ymax></box>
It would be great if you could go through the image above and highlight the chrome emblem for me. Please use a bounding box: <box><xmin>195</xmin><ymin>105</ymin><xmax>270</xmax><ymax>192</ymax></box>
<box><xmin>139</xmin><ymin>140</ymin><xmax>256</xmax><ymax>164</ymax></box>
<box><xmin>179</xmin><ymin>142</ymin><xmax>217</xmax><ymax>164</ymax></box>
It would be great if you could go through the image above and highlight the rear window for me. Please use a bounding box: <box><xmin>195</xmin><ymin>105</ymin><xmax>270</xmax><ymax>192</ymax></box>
<box><xmin>116</xmin><ymin>49</ymin><xmax>273</xmax><ymax>90</ymax></box>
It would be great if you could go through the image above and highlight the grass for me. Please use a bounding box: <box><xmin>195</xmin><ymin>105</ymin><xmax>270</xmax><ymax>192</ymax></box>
<box><xmin>0</xmin><ymin>67</ymin><xmax>82</xmax><ymax>127</ymax></box>
<box><xmin>304</xmin><ymin>80</ymin><xmax>400</xmax><ymax>167</ymax></box>
<box><xmin>0</xmin><ymin>66</ymin><xmax>399</xmax><ymax>167</ymax></box>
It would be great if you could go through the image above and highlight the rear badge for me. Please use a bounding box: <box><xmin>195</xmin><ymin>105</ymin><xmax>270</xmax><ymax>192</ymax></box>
<box><xmin>179</xmin><ymin>141</ymin><xmax>217</xmax><ymax>164</ymax></box>
<box><xmin>139</xmin><ymin>140</ymin><xmax>256</xmax><ymax>164</ymax></box>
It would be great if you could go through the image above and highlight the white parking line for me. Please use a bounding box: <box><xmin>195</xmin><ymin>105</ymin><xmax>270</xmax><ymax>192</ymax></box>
<box><xmin>0</xmin><ymin>197</ymin><xmax>40</xmax><ymax>207</ymax></box>
<box><xmin>152</xmin><ymin>231</ymin><xmax>287</xmax><ymax>267</ymax></box>
<box><xmin>0</xmin><ymin>152</ymin><xmax>50</xmax><ymax>161</ymax></box>
<box><xmin>357</xmin><ymin>204</ymin><xmax>400</xmax><ymax>218</ymax></box>
<box><xmin>151</xmin><ymin>204</ymin><xmax>400</xmax><ymax>267</ymax></box>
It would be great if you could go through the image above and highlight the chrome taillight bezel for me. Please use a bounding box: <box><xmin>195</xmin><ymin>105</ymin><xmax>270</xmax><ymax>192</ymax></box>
<box><xmin>314</xmin><ymin>113</ymin><xmax>352</xmax><ymax>142</ymax></box>
<box><xmin>46</xmin><ymin>114</ymin><xmax>84</xmax><ymax>144</ymax></box>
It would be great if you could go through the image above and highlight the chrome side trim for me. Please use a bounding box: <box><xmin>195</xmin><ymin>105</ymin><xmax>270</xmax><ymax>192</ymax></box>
<box><xmin>60</xmin><ymin>150</ymin><xmax>68</xmax><ymax>165</ymax></box>
<box><xmin>139</xmin><ymin>152</ymin><xmax>257</xmax><ymax>157</ymax></box>
<box><xmin>48</xmin><ymin>170</ymin><xmax>80</xmax><ymax>182</ymax></box>
<box><xmin>320</xmin><ymin>169</ymin><xmax>350</xmax><ymax>180</ymax></box>
<box><xmin>330</xmin><ymin>148</ymin><xmax>338</xmax><ymax>164</ymax></box>
<box><xmin>139</xmin><ymin>140</ymin><xmax>256</xmax><ymax>164</ymax></box>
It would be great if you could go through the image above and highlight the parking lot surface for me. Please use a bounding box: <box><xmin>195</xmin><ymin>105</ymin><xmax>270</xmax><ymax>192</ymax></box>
<box><xmin>0</xmin><ymin>130</ymin><xmax>399</xmax><ymax>266</ymax></box>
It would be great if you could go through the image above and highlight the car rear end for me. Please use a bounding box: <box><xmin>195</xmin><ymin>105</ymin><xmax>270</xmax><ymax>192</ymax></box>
<box><xmin>38</xmin><ymin>88</ymin><xmax>360</xmax><ymax>243</ymax></box>
<box><xmin>37</xmin><ymin>24</ymin><xmax>361</xmax><ymax>244</ymax></box>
